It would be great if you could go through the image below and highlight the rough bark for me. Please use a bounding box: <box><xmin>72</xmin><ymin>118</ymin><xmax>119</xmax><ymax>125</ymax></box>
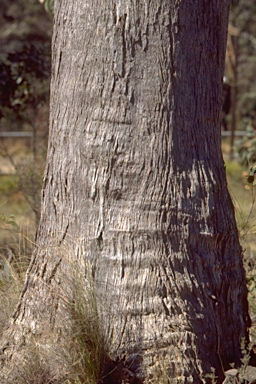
<box><xmin>0</xmin><ymin>1</ymin><xmax>250</xmax><ymax>383</ymax></box>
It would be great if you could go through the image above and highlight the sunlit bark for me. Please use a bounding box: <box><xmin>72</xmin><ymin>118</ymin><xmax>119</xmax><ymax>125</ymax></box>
<box><xmin>0</xmin><ymin>1</ymin><xmax>250</xmax><ymax>383</ymax></box>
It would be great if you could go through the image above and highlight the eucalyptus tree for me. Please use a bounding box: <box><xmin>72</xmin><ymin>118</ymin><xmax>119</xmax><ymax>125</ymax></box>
<box><xmin>0</xmin><ymin>1</ymin><xmax>250</xmax><ymax>383</ymax></box>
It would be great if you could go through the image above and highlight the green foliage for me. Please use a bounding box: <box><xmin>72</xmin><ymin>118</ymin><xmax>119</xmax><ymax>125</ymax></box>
<box><xmin>0</xmin><ymin>0</ymin><xmax>52</xmax><ymax>132</ymax></box>
<box><xmin>235</xmin><ymin>124</ymin><xmax>256</xmax><ymax>166</ymax></box>
<box><xmin>0</xmin><ymin>203</ymin><xmax>19</xmax><ymax>230</ymax></box>
<box><xmin>17</xmin><ymin>160</ymin><xmax>43</xmax><ymax>225</ymax></box>
<box><xmin>247</xmin><ymin>165</ymin><xmax>256</xmax><ymax>185</ymax></box>
<box><xmin>229</xmin><ymin>0</ymin><xmax>256</xmax><ymax>130</ymax></box>
<box><xmin>205</xmin><ymin>368</ymin><xmax>217</xmax><ymax>384</ymax></box>
<box><xmin>39</xmin><ymin>0</ymin><xmax>54</xmax><ymax>15</ymax></box>
<box><xmin>0</xmin><ymin>157</ymin><xmax>44</xmax><ymax>228</ymax></box>
<box><xmin>0</xmin><ymin>42</ymin><xmax>51</xmax><ymax>121</ymax></box>
<box><xmin>0</xmin><ymin>213</ymin><xmax>18</xmax><ymax>230</ymax></box>
<box><xmin>0</xmin><ymin>176</ymin><xmax>19</xmax><ymax>199</ymax></box>
<box><xmin>0</xmin><ymin>0</ymin><xmax>51</xmax><ymax>230</ymax></box>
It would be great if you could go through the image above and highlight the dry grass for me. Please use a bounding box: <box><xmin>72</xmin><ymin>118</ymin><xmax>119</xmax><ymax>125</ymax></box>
<box><xmin>0</xmin><ymin>250</ymin><xmax>29</xmax><ymax>338</ymax></box>
<box><xmin>1</xmin><ymin>240</ymin><xmax>109</xmax><ymax>384</ymax></box>
<box><xmin>1</xmin><ymin>142</ymin><xmax>256</xmax><ymax>383</ymax></box>
<box><xmin>57</xmin><ymin>243</ymin><xmax>107</xmax><ymax>384</ymax></box>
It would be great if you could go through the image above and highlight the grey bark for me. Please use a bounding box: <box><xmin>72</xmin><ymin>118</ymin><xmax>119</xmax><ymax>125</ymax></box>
<box><xmin>0</xmin><ymin>1</ymin><xmax>250</xmax><ymax>383</ymax></box>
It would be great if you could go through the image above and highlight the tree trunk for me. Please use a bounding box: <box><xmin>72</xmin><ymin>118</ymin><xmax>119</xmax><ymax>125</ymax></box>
<box><xmin>0</xmin><ymin>1</ymin><xmax>250</xmax><ymax>383</ymax></box>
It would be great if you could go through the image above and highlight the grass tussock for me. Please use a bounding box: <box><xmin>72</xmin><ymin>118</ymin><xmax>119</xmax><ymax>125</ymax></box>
<box><xmin>10</xmin><ymin>344</ymin><xmax>59</xmax><ymax>384</ymax></box>
<box><xmin>2</xmin><ymin>159</ymin><xmax>256</xmax><ymax>383</ymax></box>
<box><xmin>58</xmin><ymin>245</ymin><xmax>108</xmax><ymax>384</ymax></box>
<box><xmin>3</xmin><ymin>240</ymin><xmax>109</xmax><ymax>384</ymax></box>
<box><xmin>5</xmin><ymin>240</ymin><xmax>145</xmax><ymax>384</ymax></box>
<box><xmin>0</xmin><ymin>255</ymin><xmax>28</xmax><ymax>337</ymax></box>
